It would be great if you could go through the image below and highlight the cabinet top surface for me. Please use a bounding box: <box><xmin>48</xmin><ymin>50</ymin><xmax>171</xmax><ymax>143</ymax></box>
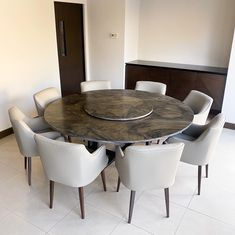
<box><xmin>126</xmin><ymin>60</ymin><xmax>227</xmax><ymax>75</ymax></box>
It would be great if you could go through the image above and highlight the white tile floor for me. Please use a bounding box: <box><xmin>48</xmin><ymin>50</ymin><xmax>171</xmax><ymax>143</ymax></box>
<box><xmin>0</xmin><ymin>129</ymin><xmax>235</xmax><ymax>235</ymax></box>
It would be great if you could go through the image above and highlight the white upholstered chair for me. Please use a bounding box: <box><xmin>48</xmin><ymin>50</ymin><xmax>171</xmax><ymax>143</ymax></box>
<box><xmin>34</xmin><ymin>134</ymin><xmax>108</xmax><ymax>219</ymax></box>
<box><xmin>80</xmin><ymin>80</ymin><xmax>111</xmax><ymax>93</ymax></box>
<box><xmin>135</xmin><ymin>81</ymin><xmax>167</xmax><ymax>95</ymax></box>
<box><xmin>8</xmin><ymin>106</ymin><xmax>63</xmax><ymax>185</ymax></box>
<box><xmin>168</xmin><ymin>113</ymin><xmax>225</xmax><ymax>195</ymax></box>
<box><xmin>33</xmin><ymin>87</ymin><xmax>61</xmax><ymax>116</ymax></box>
<box><xmin>183</xmin><ymin>90</ymin><xmax>213</xmax><ymax>125</ymax></box>
<box><xmin>80</xmin><ymin>79</ymin><xmax>114</xmax><ymax>150</ymax></box>
<box><xmin>115</xmin><ymin>143</ymin><xmax>184</xmax><ymax>223</ymax></box>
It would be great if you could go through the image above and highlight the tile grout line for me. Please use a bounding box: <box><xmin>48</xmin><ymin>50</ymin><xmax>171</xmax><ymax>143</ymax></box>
<box><xmin>9</xmin><ymin>212</ymin><xmax>47</xmax><ymax>234</ymax></box>
<box><xmin>86</xmin><ymin>200</ymin><xmax>126</xmax><ymax>221</ymax></box>
<box><xmin>173</xmin><ymin>188</ymin><xmax>196</xmax><ymax>235</ymax></box>
<box><xmin>108</xmin><ymin>220</ymin><xmax>123</xmax><ymax>235</ymax></box>
<box><xmin>45</xmin><ymin>207</ymin><xmax>75</xmax><ymax>234</ymax></box>
<box><xmin>186</xmin><ymin>207</ymin><xmax>235</xmax><ymax>229</ymax></box>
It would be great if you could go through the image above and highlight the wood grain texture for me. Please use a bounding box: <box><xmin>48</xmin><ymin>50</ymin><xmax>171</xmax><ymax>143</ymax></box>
<box><xmin>125</xmin><ymin>60</ymin><xmax>227</xmax><ymax>113</ymax></box>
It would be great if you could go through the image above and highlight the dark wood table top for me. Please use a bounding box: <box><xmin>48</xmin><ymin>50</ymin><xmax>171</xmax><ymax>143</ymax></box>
<box><xmin>44</xmin><ymin>89</ymin><xmax>194</xmax><ymax>144</ymax></box>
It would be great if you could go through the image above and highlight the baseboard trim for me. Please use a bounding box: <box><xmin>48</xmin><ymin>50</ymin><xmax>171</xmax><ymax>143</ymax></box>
<box><xmin>224</xmin><ymin>122</ymin><xmax>235</xmax><ymax>130</ymax></box>
<box><xmin>0</xmin><ymin>128</ymin><xmax>13</xmax><ymax>139</ymax></box>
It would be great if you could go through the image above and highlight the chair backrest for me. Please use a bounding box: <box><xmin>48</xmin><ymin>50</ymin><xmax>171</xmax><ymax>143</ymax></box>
<box><xmin>8</xmin><ymin>106</ymin><xmax>40</xmax><ymax>157</ymax></box>
<box><xmin>183</xmin><ymin>90</ymin><xmax>213</xmax><ymax>125</ymax></box>
<box><xmin>80</xmin><ymin>80</ymin><xmax>111</xmax><ymax>93</ymax></box>
<box><xmin>35</xmin><ymin>134</ymin><xmax>108</xmax><ymax>187</ymax></box>
<box><xmin>33</xmin><ymin>87</ymin><xmax>61</xmax><ymax>116</ymax></box>
<box><xmin>135</xmin><ymin>81</ymin><xmax>167</xmax><ymax>95</ymax></box>
<box><xmin>8</xmin><ymin>106</ymin><xmax>26</xmax><ymax>123</ymax></box>
<box><xmin>115</xmin><ymin>143</ymin><xmax>184</xmax><ymax>191</ymax></box>
<box><xmin>181</xmin><ymin>113</ymin><xmax>225</xmax><ymax>165</ymax></box>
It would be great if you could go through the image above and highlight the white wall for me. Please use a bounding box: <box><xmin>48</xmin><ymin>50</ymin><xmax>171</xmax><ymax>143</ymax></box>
<box><xmin>87</xmin><ymin>0</ymin><xmax>125</xmax><ymax>88</ymax></box>
<box><xmin>1</xmin><ymin>0</ymin><xmax>235</xmax><ymax>131</ymax></box>
<box><xmin>222</xmin><ymin>30</ymin><xmax>235</xmax><ymax>123</ymax></box>
<box><xmin>138</xmin><ymin>0</ymin><xmax>235</xmax><ymax>67</ymax></box>
<box><xmin>0</xmin><ymin>0</ymin><xmax>88</xmax><ymax>131</ymax></box>
<box><xmin>124</xmin><ymin>0</ymin><xmax>140</xmax><ymax>62</ymax></box>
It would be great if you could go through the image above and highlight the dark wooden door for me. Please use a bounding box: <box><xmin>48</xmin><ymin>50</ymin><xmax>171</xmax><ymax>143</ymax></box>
<box><xmin>54</xmin><ymin>2</ymin><xmax>85</xmax><ymax>96</ymax></box>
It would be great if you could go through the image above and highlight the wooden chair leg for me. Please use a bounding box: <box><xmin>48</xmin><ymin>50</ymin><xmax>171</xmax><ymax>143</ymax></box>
<box><xmin>78</xmin><ymin>187</ymin><xmax>85</xmax><ymax>219</ymax></box>
<box><xmin>164</xmin><ymin>188</ymin><xmax>169</xmax><ymax>217</ymax></box>
<box><xmin>50</xmin><ymin>180</ymin><xmax>54</xmax><ymax>209</ymax></box>
<box><xmin>128</xmin><ymin>190</ymin><xmax>136</xmax><ymax>223</ymax></box>
<box><xmin>24</xmin><ymin>156</ymin><xmax>27</xmax><ymax>170</ymax></box>
<box><xmin>68</xmin><ymin>136</ymin><xmax>72</xmax><ymax>143</ymax></box>
<box><xmin>27</xmin><ymin>157</ymin><xmax>31</xmax><ymax>186</ymax></box>
<box><xmin>116</xmin><ymin>176</ymin><xmax>121</xmax><ymax>192</ymax></box>
<box><xmin>101</xmin><ymin>170</ymin><xmax>107</xmax><ymax>191</ymax></box>
<box><xmin>205</xmin><ymin>164</ymin><xmax>209</xmax><ymax>178</ymax></box>
<box><xmin>198</xmin><ymin>166</ymin><xmax>202</xmax><ymax>195</ymax></box>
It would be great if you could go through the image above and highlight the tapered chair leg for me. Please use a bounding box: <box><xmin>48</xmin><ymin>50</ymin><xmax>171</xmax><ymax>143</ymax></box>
<box><xmin>78</xmin><ymin>187</ymin><xmax>85</xmax><ymax>219</ymax></box>
<box><xmin>68</xmin><ymin>136</ymin><xmax>72</xmax><ymax>143</ymax></box>
<box><xmin>116</xmin><ymin>176</ymin><xmax>121</xmax><ymax>192</ymax></box>
<box><xmin>198</xmin><ymin>166</ymin><xmax>202</xmax><ymax>195</ymax></box>
<box><xmin>164</xmin><ymin>188</ymin><xmax>169</xmax><ymax>217</ymax></box>
<box><xmin>101</xmin><ymin>170</ymin><xmax>107</xmax><ymax>191</ymax></box>
<box><xmin>50</xmin><ymin>180</ymin><xmax>54</xmax><ymax>209</ymax></box>
<box><xmin>128</xmin><ymin>190</ymin><xmax>136</xmax><ymax>223</ymax></box>
<box><xmin>24</xmin><ymin>156</ymin><xmax>27</xmax><ymax>170</ymax></box>
<box><xmin>27</xmin><ymin>157</ymin><xmax>31</xmax><ymax>186</ymax></box>
<box><xmin>205</xmin><ymin>164</ymin><xmax>209</xmax><ymax>178</ymax></box>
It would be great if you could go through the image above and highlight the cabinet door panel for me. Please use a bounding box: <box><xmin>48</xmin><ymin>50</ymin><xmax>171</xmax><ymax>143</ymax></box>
<box><xmin>195</xmin><ymin>73</ymin><xmax>226</xmax><ymax>112</ymax></box>
<box><xmin>168</xmin><ymin>70</ymin><xmax>196</xmax><ymax>100</ymax></box>
<box><xmin>125</xmin><ymin>65</ymin><xmax>150</xmax><ymax>89</ymax></box>
<box><xmin>149</xmin><ymin>67</ymin><xmax>170</xmax><ymax>88</ymax></box>
<box><xmin>125</xmin><ymin>63</ymin><xmax>226</xmax><ymax>113</ymax></box>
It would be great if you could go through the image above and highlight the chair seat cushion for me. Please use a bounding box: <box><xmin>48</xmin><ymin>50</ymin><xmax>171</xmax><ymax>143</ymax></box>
<box><xmin>171</xmin><ymin>133</ymin><xmax>196</xmax><ymax>141</ymax></box>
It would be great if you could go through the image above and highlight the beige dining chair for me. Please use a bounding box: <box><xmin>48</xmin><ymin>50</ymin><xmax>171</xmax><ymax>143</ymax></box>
<box><xmin>80</xmin><ymin>80</ymin><xmax>111</xmax><ymax>93</ymax></box>
<box><xmin>168</xmin><ymin>113</ymin><xmax>225</xmax><ymax>195</ymax></box>
<box><xmin>33</xmin><ymin>87</ymin><xmax>61</xmax><ymax>116</ymax></box>
<box><xmin>35</xmin><ymin>134</ymin><xmax>108</xmax><ymax>219</ymax></box>
<box><xmin>135</xmin><ymin>81</ymin><xmax>167</xmax><ymax>95</ymax></box>
<box><xmin>115</xmin><ymin>143</ymin><xmax>184</xmax><ymax>223</ymax></box>
<box><xmin>183</xmin><ymin>90</ymin><xmax>213</xmax><ymax>125</ymax></box>
<box><xmin>8</xmin><ymin>106</ymin><xmax>64</xmax><ymax>185</ymax></box>
<box><xmin>80</xmin><ymin>79</ymin><xmax>114</xmax><ymax>150</ymax></box>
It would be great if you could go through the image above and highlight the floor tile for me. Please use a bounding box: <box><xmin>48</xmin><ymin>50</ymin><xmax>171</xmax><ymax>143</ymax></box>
<box><xmin>0</xmin><ymin>129</ymin><xmax>235</xmax><ymax>234</ymax></box>
<box><xmin>0</xmin><ymin>201</ymin><xmax>11</xmax><ymax>221</ymax></box>
<box><xmin>111</xmin><ymin>222</ymin><xmax>152</xmax><ymax>235</ymax></box>
<box><xmin>188</xmin><ymin>180</ymin><xmax>235</xmax><ymax>226</ymax></box>
<box><xmin>86</xmin><ymin>185</ymin><xmax>142</xmax><ymax>219</ymax></box>
<box><xmin>0</xmin><ymin>172</ymin><xmax>46</xmax><ymax>210</ymax></box>
<box><xmin>176</xmin><ymin>209</ymin><xmax>235</xmax><ymax>235</ymax></box>
<box><xmin>0</xmin><ymin>134</ymin><xmax>17</xmax><ymax>146</ymax></box>
<box><xmin>0</xmin><ymin>161</ymin><xmax>21</xmax><ymax>184</ymax></box>
<box><xmin>0</xmin><ymin>148</ymin><xmax>25</xmax><ymax>173</ymax></box>
<box><xmin>48</xmin><ymin>204</ymin><xmax>121</xmax><ymax>235</ymax></box>
<box><xmin>130</xmin><ymin>192</ymin><xmax>186</xmax><ymax>235</ymax></box>
<box><xmin>13</xmin><ymin>183</ymin><xmax>81</xmax><ymax>231</ymax></box>
<box><xmin>0</xmin><ymin>213</ymin><xmax>45</xmax><ymax>235</ymax></box>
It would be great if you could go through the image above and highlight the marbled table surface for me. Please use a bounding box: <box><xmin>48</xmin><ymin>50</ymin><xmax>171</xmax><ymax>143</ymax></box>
<box><xmin>44</xmin><ymin>89</ymin><xmax>194</xmax><ymax>144</ymax></box>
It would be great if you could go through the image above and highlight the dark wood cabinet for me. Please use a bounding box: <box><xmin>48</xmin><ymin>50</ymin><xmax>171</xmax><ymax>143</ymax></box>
<box><xmin>125</xmin><ymin>60</ymin><xmax>227</xmax><ymax>113</ymax></box>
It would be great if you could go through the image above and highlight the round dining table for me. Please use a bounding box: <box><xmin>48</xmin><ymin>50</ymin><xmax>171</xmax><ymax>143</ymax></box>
<box><xmin>44</xmin><ymin>89</ymin><xmax>194</xmax><ymax>144</ymax></box>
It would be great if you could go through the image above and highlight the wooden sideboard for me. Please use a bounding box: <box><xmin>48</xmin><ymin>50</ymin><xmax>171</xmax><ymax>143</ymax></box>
<box><xmin>125</xmin><ymin>60</ymin><xmax>227</xmax><ymax>113</ymax></box>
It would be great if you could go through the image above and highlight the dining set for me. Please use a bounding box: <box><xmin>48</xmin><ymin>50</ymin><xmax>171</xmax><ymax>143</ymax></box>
<box><xmin>8</xmin><ymin>80</ymin><xmax>225</xmax><ymax>223</ymax></box>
